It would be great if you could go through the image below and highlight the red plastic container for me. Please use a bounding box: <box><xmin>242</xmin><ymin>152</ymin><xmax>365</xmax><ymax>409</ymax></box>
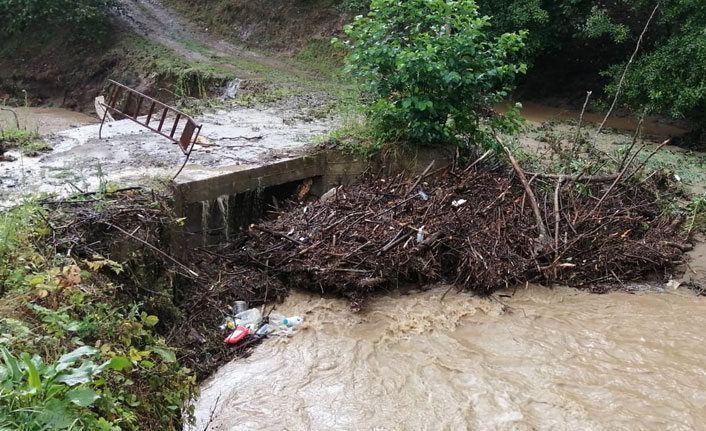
<box><xmin>224</xmin><ymin>326</ymin><xmax>249</xmax><ymax>344</ymax></box>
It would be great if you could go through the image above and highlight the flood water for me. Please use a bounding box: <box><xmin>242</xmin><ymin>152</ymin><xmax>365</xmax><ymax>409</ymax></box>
<box><xmin>496</xmin><ymin>101</ymin><xmax>688</xmax><ymax>137</ymax></box>
<box><xmin>0</xmin><ymin>107</ymin><xmax>97</xmax><ymax>135</ymax></box>
<box><xmin>194</xmin><ymin>286</ymin><xmax>706</xmax><ymax>431</ymax></box>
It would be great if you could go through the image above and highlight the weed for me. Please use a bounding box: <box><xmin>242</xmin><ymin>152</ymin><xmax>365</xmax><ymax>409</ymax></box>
<box><xmin>685</xmin><ymin>195</ymin><xmax>706</xmax><ymax>235</ymax></box>
<box><xmin>0</xmin><ymin>129</ymin><xmax>49</xmax><ymax>156</ymax></box>
<box><xmin>0</xmin><ymin>200</ymin><xmax>196</xmax><ymax>430</ymax></box>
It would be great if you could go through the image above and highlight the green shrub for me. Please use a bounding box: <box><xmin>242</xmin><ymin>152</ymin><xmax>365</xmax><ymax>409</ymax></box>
<box><xmin>0</xmin><ymin>201</ymin><xmax>196</xmax><ymax>430</ymax></box>
<box><xmin>0</xmin><ymin>0</ymin><xmax>116</xmax><ymax>39</ymax></box>
<box><xmin>338</xmin><ymin>0</ymin><xmax>527</xmax><ymax>147</ymax></box>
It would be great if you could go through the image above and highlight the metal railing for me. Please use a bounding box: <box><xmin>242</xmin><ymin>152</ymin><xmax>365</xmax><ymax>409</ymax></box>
<box><xmin>98</xmin><ymin>80</ymin><xmax>203</xmax><ymax>177</ymax></box>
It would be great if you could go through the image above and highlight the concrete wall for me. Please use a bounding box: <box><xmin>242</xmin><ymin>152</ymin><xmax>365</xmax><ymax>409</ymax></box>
<box><xmin>172</xmin><ymin>146</ymin><xmax>456</xmax><ymax>247</ymax></box>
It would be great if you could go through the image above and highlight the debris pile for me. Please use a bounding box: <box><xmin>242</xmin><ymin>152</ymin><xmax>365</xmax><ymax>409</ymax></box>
<box><xmin>240</xmin><ymin>162</ymin><xmax>687</xmax><ymax>308</ymax></box>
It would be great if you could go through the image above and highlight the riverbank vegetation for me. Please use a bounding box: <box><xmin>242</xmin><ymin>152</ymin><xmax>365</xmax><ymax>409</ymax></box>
<box><xmin>0</xmin><ymin>196</ymin><xmax>195</xmax><ymax>430</ymax></box>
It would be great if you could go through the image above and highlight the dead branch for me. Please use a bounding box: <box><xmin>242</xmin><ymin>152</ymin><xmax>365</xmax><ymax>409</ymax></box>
<box><xmin>405</xmin><ymin>160</ymin><xmax>435</xmax><ymax>195</ymax></box>
<box><xmin>623</xmin><ymin>138</ymin><xmax>670</xmax><ymax>182</ymax></box>
<box><xmin>554</xmin><ymin>178</ymin><xmax>563</xmax><ymax>252</ymax></box>
<box><xmin>104</xmin><ymin>222</ymin><xmax>200</xmax><ymax>278</ymax></box>
<box><xmin>593</xmin><ymin>3</ymin><xmax>660</xmax><ymax>143</ymax></box>
<box><xmin>523</xmin><ymin>172</ymin><xmax>619</xmax><ymax>183</ymax></box>
<box><xmin>619</xmin><ymin>107</ymin><xmax>648</xmax><ymax>171</ymax></box>
<box><xmin>250</xmin><ymin>224</ymin><xmax>304</xmax><ymax>246</ymax></box>
<box><xmin>573</xmin><ymin>90</ymin><xmax>592</xmax><ymax>147</ymax></box>
<box><xmin>500</xmin><ymin>138</ymin><xmax>550</xmax><ymax>247</ymax></box>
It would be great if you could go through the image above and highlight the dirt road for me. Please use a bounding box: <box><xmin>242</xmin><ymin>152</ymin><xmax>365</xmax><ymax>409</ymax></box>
<box><xmin>115</xmin><ymin>0</ymin><xmax>308</xmax><ymax>79</ymax></box>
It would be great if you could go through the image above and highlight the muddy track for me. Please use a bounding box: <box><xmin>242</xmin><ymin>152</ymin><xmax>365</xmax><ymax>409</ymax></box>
<box><xmin>116</xmin><ymin>0</ymin><xmax>308</xmax><ymax>78</ymax></box>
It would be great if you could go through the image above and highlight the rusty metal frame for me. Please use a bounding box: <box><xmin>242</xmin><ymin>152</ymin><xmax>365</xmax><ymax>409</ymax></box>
<box><xmin>98</xmin><ymin>80</ymin><xmax>203</xmax><ymax>178</ymax></box>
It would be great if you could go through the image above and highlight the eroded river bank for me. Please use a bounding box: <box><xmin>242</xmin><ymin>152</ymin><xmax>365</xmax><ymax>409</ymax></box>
<box><xmin>194</xmin><ymin>286</ymin><xmax>706</xmax><ymax>431</ymax></box>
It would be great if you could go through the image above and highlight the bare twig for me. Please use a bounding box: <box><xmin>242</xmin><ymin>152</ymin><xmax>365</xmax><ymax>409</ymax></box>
<box><xmin>593</xmin><ymin>3</ymin><xmax>660</xmax><ymax>143</ymax></box>
<box><xmin>623</xmin><ymin>138</ymin><xmax>670</xmax><ymax>182</ymax></box>
<box><xmin>553</xmin><ymin>178</ymin><xmax>563</xmax><ymax>252</ymax></box>
<box><xmin>499</xmin><ymin>137</ymin><xmax>549</xmax><ymax>246</ymax></box>
<box><xmin>405</xmin><ymin>160</ymin><xmax>435</xmax><ymax>195</ymax></box>
<box><xmin>619</xmin><ymin>107</ymin><xmax>648</xmax><ymax>171</ymax></box>
<box><xmin>251</xmin><ymin>224</ymin><xmax>304</xmax><ymax>246</ymax></box>
<box><xmin>104</xmin><ymin>222</ymin><xmax>200</xmax><ymax>278</ymax></box>
<box><xmin>523</xmin><ymin>172</ymin><xmax>619</xmax><ymax>183</ymax></box>
<box><xmin>463</xmin><ymin>149</ymin><xmax>493</xmax><ymax>173</ymax></box>
<box><xmin>201</xmin><ymin>394</ymin><xmax>221</xmax><ymax>431</ymax></box>
<box><xmin>584</xmin><ymin>140</ymin><xmax>668</xmax><ymax>218</ymax></box>
<box><xmin>573</xmin><ymin>91</ymin><xmax>592</xmax><ymax>147</ymax></box>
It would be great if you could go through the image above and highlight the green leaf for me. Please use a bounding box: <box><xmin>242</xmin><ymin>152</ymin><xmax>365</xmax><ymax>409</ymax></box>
<box><xmin>21</xmin><ymin>353</ymin><xmax>40</xmax><ymax>392</ymax></box>
<box><xmin>141</xmin><ymin>314</ymin><xmax>159</xmax><ymax>327</ymax></box>
<box><xmin>54</xmin><ymin>361</ymin><xmax>97</xmax><ymax>386</ymax></box>
<box><xmin>45</xmin><ymin>384</ymin><xmax>66</xmax><ymax>401</ymax></box>
<box><xmin>140</xmin><ymin>360</ymin><xmax>155</xmax><ymax>369</ymax></box>
<box><xmin>100</xmin><ymin>356</ymin><xmax>132</xmax><ymax>371</ymax></box>
<box><xmin>66</xmin><ymin>388</ymin><xmax>100</xmax><ymax>407</ymax></box>
<box><xmin>39</xmin><ymin>399</ymin><xmax>75</xmax><ymax>429</ymax></box>
<box><xmin>151</xmin><ymin>347</ymin><xmax>176</xmax><ymax>363</ymax></box>
<box><xmin>58</xmin><ymin>346</ymin><xmax>98</xmax><ymax>365</ymax></box>
<box><xmin>0</xmin><ymin>347</ymin><xmax>21</xmax><ymax>381</ymax></box>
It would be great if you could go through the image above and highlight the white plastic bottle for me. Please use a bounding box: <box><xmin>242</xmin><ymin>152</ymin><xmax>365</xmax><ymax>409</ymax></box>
<box><xmin>268</xmin><ymin>313</ymin><xmax>286</xmax><ymax>326</ymax></box>
<box><xmin>283</xmin><ymin>316</ymin><xmax>304</xmax><ymax>328</ymax></box>
<box><xmin>235</xmin><ymin>308</ymin><xmax>262</xmax><ymax>328</ymax></box>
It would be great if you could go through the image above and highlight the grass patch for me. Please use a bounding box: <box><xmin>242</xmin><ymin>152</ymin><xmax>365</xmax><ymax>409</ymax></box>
<box><xmin>0</xmin><ymin>129</ymin><xmax>49</xmax><ymax>156</ymax></box>
<box><xmin>295</xmin><ymin>38</ymin><xmax>346</xmax><ymax>79</ymax></box>
<box><xmin>176</xmin><ymin>37</ymin><xmax>210</xmax><ymax>54</ymax></box>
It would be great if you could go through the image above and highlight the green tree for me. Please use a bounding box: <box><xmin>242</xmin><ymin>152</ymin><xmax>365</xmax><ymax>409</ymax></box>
<box><xmin>476</xmin><ymin>0</ymin><xmax>706</xmax><ymax>141</ymax></box>
<box><xmin>340</xmin><ymin>0</ymin><xmax>527</xmax><ymax>147</ymax></box>
<box><xmin>603</xmin><ymin>1</ymin><xmax>706</xmax><ymax>141</ymax></box>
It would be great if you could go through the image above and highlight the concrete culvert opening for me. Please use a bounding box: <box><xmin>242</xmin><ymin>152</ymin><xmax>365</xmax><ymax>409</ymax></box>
<box><xmin>197</xmin><ymin>177</ymin><xmax>319</xmax><ymax>244</ymax></box>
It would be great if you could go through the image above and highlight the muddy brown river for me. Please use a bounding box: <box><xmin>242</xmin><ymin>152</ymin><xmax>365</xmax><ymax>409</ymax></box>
<box><xmin>193</xmin><ymin>286</ymin><xmax>706</xmax><ymax>430</ymax></box>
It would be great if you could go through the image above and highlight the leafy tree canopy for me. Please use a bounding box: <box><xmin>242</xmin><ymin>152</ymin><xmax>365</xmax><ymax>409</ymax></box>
<box><xmin>477</xmin><ymin>0</ymin><xmax>706</xmax><ymax>134</ymax></box>
<box><xmin>340</xmin><ymin>0</ymin><xmax>527</xmax><ymax>147</ymax></box>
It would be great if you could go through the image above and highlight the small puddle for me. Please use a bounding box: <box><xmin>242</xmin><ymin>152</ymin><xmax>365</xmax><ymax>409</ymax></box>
<box><xmin>193</xmin><ymin>286</ymin><xmax>706</xmax><ymax>430</ymax></box>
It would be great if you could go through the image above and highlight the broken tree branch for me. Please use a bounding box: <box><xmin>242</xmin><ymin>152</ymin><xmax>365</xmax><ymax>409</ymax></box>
<box><xmin>573</xmin><ymin>90</ymin><xmax>592</xmax><ymax>147</ymax></box>
<box><xmin>593</xmin><ymin>3</ymin><xmax>660</xmax><ymax>143</ymax></box>
<box><xmin>104</xmin><ymin>222</ymin><xmax>200</xmax><ymax>278</ymax></box>
<box><xmin>499</xmin><ymin>137</ymin><xmax>549</xmax><ymax>246</ymax></box>
<box><xmin>623</xmin><ymin>138</ymin><xmax>670</xmax><ymax>182</ymax></box>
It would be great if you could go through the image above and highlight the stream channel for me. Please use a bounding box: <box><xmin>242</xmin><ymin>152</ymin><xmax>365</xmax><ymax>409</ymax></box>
<box><xmin>3</xmin><ymin>105</ymin><xmax>703</xmax><ymax>430</ymax></box>
<box><xmin>193</xmin><ymin>286</ymin><xmax>706</xmax><ymax>431</ymax></box>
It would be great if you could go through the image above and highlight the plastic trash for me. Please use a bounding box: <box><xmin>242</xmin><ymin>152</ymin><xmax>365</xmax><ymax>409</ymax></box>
<box><xmin>219</xmin><ymin>316</ymin><xmax>236</xmax><ymax>330</ymax></box>
<box><xmin>452</xmin><ymin>199</ymin><xmax>467</xmax><ymax>208</ymax></box>
<box><xmin>268</xmin><ymin>313</ymin><xmax>286</xmax><ymax>326</ymax></box>
<box><xmin>235</xmin><ymin>308</ymin><xmax>262</xmax><ymax>328</ymax></box>
<box><xmin>224</xmin><ymin>326</ymin><xmax>248</xmax><ymax>344</ymax></box>
<box><xmin>417</xmin><ymin>190</ymin><xmax>429</xmax><ymax>201</ymax></box>
<box><xmin>233</xmin><ymin>301</ymin><xmax>248</xmax><ymax>315</ymax></box>
<box><xmin>282</xmin><ymin>316</ymin><xmax>304</xmax><ymax>328</ymax></box>
<box><xmin>269</xmin><ymin>314</ymin><xmax>304</xmax><ymax>328</ymax></box>
<box><xmin>255</xmin><ymin>323</ymin><xmax>271</xmax><ymax>336</ymax></box>
<box><xmin>320</xmin><ymin>187</ymin><xmax>340</xmax><ymax>202</ymax></box>
<box><xmin>416</xmin><ymin>225</ymin><xmax>425</xmax><ymax>244</ymax></box>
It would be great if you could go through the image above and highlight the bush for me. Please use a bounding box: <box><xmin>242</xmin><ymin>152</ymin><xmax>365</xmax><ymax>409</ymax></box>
<box><xmin>339</xmin><ymin>0</ymin><xmax>527</xmax><ymax>147</ymax></box>
<box><xmin>0</xmin><ymin>0</ymin><xmax>116</xmax><ymax>39</ymax></box>
<box><xmin>0</xmin><ymin>201</ymin><xmax>196</xmax><ymax>430</ymax></box>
